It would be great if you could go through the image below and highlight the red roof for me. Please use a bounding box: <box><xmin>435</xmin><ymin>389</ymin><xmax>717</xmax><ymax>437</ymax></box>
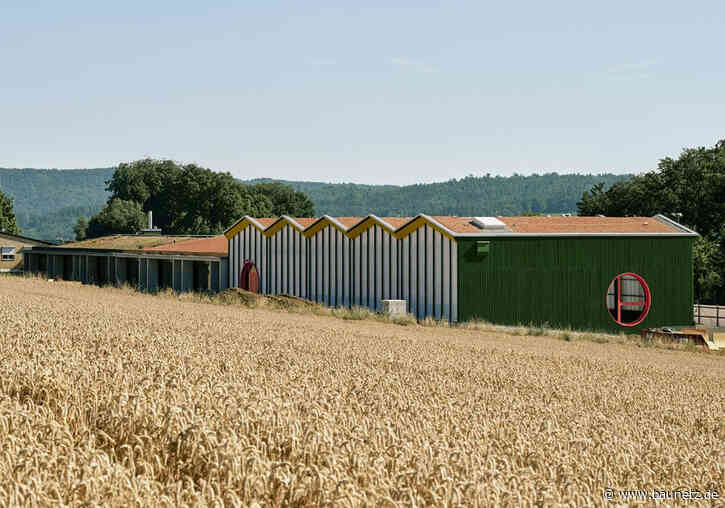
<box><xmin>145</xmin><ymin>235</ymin><xmax>228</xmax><ymax>256</ymax></box>
<box><xmin>499</xmin><ymin>216</ymin><xmax>678</xmax><ymax>234</ymax></box>
<box><xmin>225</xmin><ymin>214</ymin><xmax>689</xmax><ymax>237</ymax></box>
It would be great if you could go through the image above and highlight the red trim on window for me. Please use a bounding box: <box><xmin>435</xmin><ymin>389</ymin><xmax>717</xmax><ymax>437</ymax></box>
<box><xmin>608</xmin><ymin>272</ymin><xmax>651</xmax><ymax>327</ymax></box>
<box><xmin>617</xmin><ymin>275</ymin><xmax>622</xmax><ymax>323</ymax></box>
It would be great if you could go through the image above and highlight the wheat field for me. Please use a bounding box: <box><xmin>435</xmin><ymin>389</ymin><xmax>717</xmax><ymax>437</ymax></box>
<box><xmin>0</xmin><ymin>276</ymin><xmax>722</xmax><ymax>506</ymax></box>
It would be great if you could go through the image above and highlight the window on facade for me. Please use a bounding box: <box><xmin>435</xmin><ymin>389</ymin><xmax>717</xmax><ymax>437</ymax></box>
<box><xmin>606</xmin><ymin>272</ymin><xmax>651</xmax><ymax>326</ymax></box>
<box><xmin>1</xmin><ymin>246</ymin><xmax>17</xmax><ymax>261</ymax></box>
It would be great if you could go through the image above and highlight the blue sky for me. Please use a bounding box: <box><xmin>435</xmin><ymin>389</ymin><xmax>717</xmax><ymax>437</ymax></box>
<box><xmin>1</xmin><ymin>1</ymin><xmax>723</xmax><ymax>184</ymax></box>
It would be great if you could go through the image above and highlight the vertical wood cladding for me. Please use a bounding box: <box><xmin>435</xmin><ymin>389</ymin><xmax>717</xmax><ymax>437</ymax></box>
<box><xmin>229</xmin><ymin>223</ymin><xmax>458</xmax><ymax>321</ymax></box>
<box><xmin>456</xmin><ymin>236</ymin><xmax>693</xmax><ymax>332</ymax></box>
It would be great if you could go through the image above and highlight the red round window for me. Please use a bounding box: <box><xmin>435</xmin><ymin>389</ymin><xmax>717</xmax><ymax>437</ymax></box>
<box><xmin>606</xmin><ymin>272</ymin><xmax>651</xmax><ymax>326</ymax></box>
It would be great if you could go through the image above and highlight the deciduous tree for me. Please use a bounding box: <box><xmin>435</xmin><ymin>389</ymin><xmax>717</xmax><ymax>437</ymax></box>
<box><xmin>578</xmin><ymin>139</ymin><xmax>725</xmax><ymax>303</ymax></box>
<box><xmin>0</xmin><ymin>189</ymin><xmax>20</xmax><ymax>235</ymax></box>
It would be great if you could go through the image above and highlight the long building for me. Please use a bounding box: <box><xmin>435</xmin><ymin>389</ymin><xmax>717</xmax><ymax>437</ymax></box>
<box><xmin>24</xmin><ymin>234</ymin><xmax>229</xmax><ymax>293</ymax></box>
<box><xmin>225</xmin><ymin>213</ymin><xmax>697</xmax><ymax>331</ymax></box>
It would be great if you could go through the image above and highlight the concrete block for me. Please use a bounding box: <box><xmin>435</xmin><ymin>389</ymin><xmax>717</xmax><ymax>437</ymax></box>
<box><xmin>381</xmin><ymin>299</ymin><xmax>406</xmax><ymax>316</ymax></box>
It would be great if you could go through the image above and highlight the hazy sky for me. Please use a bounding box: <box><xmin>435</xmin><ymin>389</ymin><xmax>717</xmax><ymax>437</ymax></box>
<box><xmin>1</xmin><ymin>1</ymin><xmax>723</xmax><ymax>185</ymax></box>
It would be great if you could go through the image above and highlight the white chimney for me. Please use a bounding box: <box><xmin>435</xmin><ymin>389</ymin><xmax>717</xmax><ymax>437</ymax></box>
<box><xmin>140</xmin><ymin>210</ymin><xmax>161</xmax><ymax>235</ymax></box>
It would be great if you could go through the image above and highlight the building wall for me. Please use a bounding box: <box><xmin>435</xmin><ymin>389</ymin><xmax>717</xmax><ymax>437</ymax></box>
<box><xmin>0</xmin><ymin>237</ymin><xmax>33</xmax><ymax>272</ymax></box>
<box><xmin>228</xmin><ymin>222</ymin><xmax>458</xmax><ymax>320</ymax></box>
<box><xmin>457</xmin><ymin>236</ymin><xmax>694</xmax><ymax>332</ymax></box>
<box><xmin>24</xmin><ymin>250</ymin><xmax>228</xmax><ymax>293</ymax></box>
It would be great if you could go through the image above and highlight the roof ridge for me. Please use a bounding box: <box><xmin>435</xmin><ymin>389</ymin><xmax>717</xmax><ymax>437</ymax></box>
<box><xmin>222</xmin><ymin>213</ymin><xmax>697</xmax><ymax>239</ymax></box>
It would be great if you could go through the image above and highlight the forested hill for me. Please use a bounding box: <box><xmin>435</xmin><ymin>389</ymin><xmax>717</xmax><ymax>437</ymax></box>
<box><xmin>1</xmin><ymin>167</ymin><xmax>631</xmax><ymax>241</ymax></box>
<box><xmin>0</xmin><ymin>168</ymin><xmax>114</xmax><ymax>240</ymax></box>
<box><xmin>247</xmin><ymin>173</ymin><xmax>631</xmax><ymax>217</ymax></box>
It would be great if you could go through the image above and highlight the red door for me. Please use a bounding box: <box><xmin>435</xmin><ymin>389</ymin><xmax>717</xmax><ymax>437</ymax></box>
<box><xmin>239</xmin><ymin>261</ymin><xmax>260</xmax><ymax>293</ymax></box>
<box><xmin>248</xmin><ymin>265</ymin><xmax>259</xmax><ymax>293</ymax></box>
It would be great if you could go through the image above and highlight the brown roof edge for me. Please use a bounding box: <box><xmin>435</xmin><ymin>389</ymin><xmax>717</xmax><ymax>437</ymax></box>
<box><xmin>0</xmin><ymin>231</ymin><xmax>55</xmax><ymax>245</ymax></box>
<box><xmin>221</xmin><ymin>215</ymin><xmax>699</xmax><ymax>237</ymax></box>
<box><xmin>144</xmin><ymin>235</ymin><xmax>228</xmax><ymax>256</ymax></box>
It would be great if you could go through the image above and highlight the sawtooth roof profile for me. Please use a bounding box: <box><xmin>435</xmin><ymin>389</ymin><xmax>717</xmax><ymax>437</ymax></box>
<box><xmin>224</xmin><ymin>214</ymin><xmax>696</xmax><ymax>240</ymax></box>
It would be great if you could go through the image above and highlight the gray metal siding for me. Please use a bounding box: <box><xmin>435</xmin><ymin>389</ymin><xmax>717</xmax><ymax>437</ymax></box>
<box><xmin>375</xmin><ymin>227</ymin><xmax>382</xmax><ymax>311</ymax></box>
<box><xmin>401</xmin><ymin>236</ymin><xmax>409</xmax><ymax>312</ymax></box>
<box><xmin>451</xmin><ymin>240</ymin><xmax>458</xmax><ymax>322</ymax></box>
<box><xmin>229</xmin><ymin>223</ymin><xmax>458</xmax><ymax>321</ymax></box>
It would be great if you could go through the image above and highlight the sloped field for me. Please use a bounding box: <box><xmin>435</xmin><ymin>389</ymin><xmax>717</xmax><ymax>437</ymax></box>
<box><xmin>0</xmin><ymin>276</ymin><xmax>722</xmax><ymax>506</ymax></box>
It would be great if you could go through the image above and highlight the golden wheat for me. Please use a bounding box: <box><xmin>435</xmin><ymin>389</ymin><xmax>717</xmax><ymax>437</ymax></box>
<box><xmin>0</xmin><ymin>276</ymin><xmax>722</xmax><ymax>506</ymax></box>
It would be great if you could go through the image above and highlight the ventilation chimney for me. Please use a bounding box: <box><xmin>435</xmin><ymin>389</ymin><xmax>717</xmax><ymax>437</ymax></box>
<box><xmin>140</xmin><ymin>210</ymin><xmax>162</xmax><ymax>235</ymax></box>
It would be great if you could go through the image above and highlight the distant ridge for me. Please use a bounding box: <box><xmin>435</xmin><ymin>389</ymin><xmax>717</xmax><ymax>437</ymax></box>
<box><xmin>244</xmin><ymin>173</ymin><xmax>631</xmax><ymax>217</ymax></box>
<box><xmin>1</xmin><ymin>167</ymin><xmax>631</xmax><ymax>241</ymax></box>
<box><xmin>0</xmin><ymin>167</ymin><xmax>114</xmax><ymax>240</ymax></box>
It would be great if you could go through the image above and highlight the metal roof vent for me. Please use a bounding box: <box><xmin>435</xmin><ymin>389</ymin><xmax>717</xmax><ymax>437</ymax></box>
<box><xmin>472</xmin><ymin>217</ymin><xmax>506</xmax><ymax>230</ymax></box>
<box><xmin>140</xmin><ymin>210</ymin><xmax>162</xmax><ymax>235</ymax></box>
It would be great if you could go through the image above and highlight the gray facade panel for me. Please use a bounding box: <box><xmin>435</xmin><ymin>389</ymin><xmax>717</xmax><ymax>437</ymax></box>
<box><xmin>401</xmin><ymin>236</ymin><xmax>409</xmax><ymax>312</ymax></box>
<box><xmin>382</xmin><ymin>233</ymin><xmax>389</xmax><ymax>301</ymax></box>
<box><xmin>316</xmin><ymin>232</ymin><xmax>323</xmax><ymax>303</ymax></box>
<box><xmin>424</xmin><ymin>225</ymin><xmax>435</xmax><ymax>316</ymax></box>
<box><xmin>227</xmin><ymin>221</ymin><xmax>459</xmax><ymax>321</ymax></box>
<box><xmin>409</xmin><ymin>233</ymin><xmax>417</xmax><ymax>318</ymax></box>
<box><xmin>375</xmin><ymin>227</ymin><xmax>382</xmax><ymax>311</ymax></box>
<box><xmin>323</xmin><ymin>227</ymin><xmax>330</xmax><ymax>306</ymax></box>
<box><xmin>451</xmin><ymin>240</ymin><xmax>458</xmax><ymax>322</ymax></box>
<box><xmin>361</xmin><ymin>232</ymin><xmax>368</xmax><ymax>309</ymax></box>
<box><xmin>310</xmin><ymin>234</ymin><xmax>317</xmax><ymax>302</ymax></box>
<box><xmin>353</xmin><ymin>236</ymin><xmax>360</xmax><ymax>307</ymax></box>
<box><xmin>442</xmin><ymin>236</ymin><xmax>450</xmax><ymax>321</ymax></box>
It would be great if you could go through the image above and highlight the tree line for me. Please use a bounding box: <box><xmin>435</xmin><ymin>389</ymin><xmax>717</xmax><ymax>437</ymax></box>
<box><xmin>254</xmin><ymin>172</ymin><xmax>630</xmax><ymax>217</ymax></box>
<box><xmin>73</xmin><ymin>159</ymin><xmax>315</xmax><ymax>240</ymax></box>
<box><xmin>578</xmin><ymin>139</ymin><xmax>725</xmax><ymax>304</ymax></box>
<box><xmin>2</xmin><ymin>166</ymin><xmax>629</xmax><ymax>240</ymax></box>
<box><xmin>2</xmin><ymin>146</ymin><xmax>722</xmax><ymax>304</ymax></box>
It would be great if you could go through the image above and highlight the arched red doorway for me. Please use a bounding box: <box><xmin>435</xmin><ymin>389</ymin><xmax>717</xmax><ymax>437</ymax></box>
<box><xmin>239</xmin><ymin>261</ymin><xmax>260</xmax><ymax>293</ymax></box>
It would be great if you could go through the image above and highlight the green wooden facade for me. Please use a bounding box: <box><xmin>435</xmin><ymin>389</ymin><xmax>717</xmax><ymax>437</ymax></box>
<box><xmin>457</xmin><ymin>236</ymin><xmax>694</xmax><ymax>332</ymax></box>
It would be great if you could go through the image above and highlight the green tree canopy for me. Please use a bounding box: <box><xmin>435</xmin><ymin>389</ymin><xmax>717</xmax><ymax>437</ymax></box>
<box><xmin>578</xmin><ymin>139</ymin><xmax>725</xmax><ymax>303</ymax></box>
<box><xmin>87</xmin><ymin>199</ymin><xmax>146</xmax><ymax>238</ymax></box>
<box><xmin>74</xmin><ymin>216</ymin><xmax>89</xmax><ymax>241</ymax></box>
<box><xmin>0</xmin><ymin>189</ymin><xmax>20</xmax><ymax>235</ymax></box>
<box><xmin>250</xmin><ymin>182</ymin><xmax>315</xmax><ymax>217</ymax></box>
<box><xmin>94</xmin><ymin>158</ymin><xmax>315</xmax><ymax>237</ymax></box>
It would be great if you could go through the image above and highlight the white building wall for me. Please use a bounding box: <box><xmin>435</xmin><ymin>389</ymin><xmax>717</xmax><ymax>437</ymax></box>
<box><xmin>228</xmin><ymin>221</ymin><xmax>458</xmax><ymax>321</ymax></box>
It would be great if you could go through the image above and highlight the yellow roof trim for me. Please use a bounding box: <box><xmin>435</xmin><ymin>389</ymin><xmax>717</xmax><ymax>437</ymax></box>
<box><xmin>224</xmin><ymin>218</ymin><xmax>266</xmax><ymax>239</ymax></box>
<box><xmin>347</xmin><ymin>217</ymin><xmax>395</xmax><ymax>240</ymax></box>
<box><xmin>225</xmin><ymin>215</ymin><xmax>457</xmax><ymax>242</ymax></box>
<box><xmin>392</xmin><ymin>216</ymin><xmax>456</xmax><ymax>242</ymax></box>
<box><xmin>263</xmin><ymin>217</ymin><xmax>305</xmax><ymax>237</ymax></box>
<box><xmin>303</xmin><ymin>217</ymin><xmax>349</xmax><ymax>237</ymax></box>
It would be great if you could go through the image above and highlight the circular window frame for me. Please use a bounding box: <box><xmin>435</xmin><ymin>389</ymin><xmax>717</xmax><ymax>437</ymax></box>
<box><xmin>606</xmin><ymin>272</ymin><xmax>651</xmax><ymax>327</ymax></box>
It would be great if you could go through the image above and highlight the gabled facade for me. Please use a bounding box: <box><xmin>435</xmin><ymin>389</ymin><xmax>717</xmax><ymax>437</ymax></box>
<box><xmin>225</xmin><ymin>214</ymin><xmax>697</xmax><ymax>331</ymax></box>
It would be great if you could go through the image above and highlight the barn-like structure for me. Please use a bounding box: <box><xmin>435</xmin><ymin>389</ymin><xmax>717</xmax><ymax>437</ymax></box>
<box><xmin>225</xmin><ymin>213</ymin><xmax>697</xmax><ymax>332</ymax></box>
<box><xmin>24</xmin><ymin>235</ymin><xmax>228</xmax><ymax>293</ymax></box>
